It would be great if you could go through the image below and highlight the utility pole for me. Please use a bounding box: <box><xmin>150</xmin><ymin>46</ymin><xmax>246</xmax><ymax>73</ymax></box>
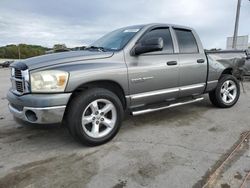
<box><xmin>232</xmin><ymin>0</ymin><xmax>242</xmax><ymax>49</ymax></box>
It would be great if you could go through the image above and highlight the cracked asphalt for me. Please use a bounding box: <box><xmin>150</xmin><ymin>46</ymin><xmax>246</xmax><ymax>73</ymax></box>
<box><xmin>0</xmin><ymin>68</ymin><xmax>250</xmax><ymax>188</ymax></box>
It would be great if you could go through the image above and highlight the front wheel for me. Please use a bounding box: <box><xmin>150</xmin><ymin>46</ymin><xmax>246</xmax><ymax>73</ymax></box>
<box><xmin>66</xmin><ymin>88</ymin><xmax>124</xmax><ymax>146</ymax></box>
<box><xmin>209</xmin><ymin>74</ymin><xmax>240</xmax><ymax>108</ymax></box>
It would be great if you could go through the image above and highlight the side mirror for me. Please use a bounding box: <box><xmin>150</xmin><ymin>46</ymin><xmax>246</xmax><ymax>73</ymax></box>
<box><xmin>131</xmin><ymin>37</ymin><xmax>164</xmax><ymax>56</ymax></box>
<box><xmin>246</xmin><ymin>56</ymin><xmax>250</xmax><ymax>60</ymax></box>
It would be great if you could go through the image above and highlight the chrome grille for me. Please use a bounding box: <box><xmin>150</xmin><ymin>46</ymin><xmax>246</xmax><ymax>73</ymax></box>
<box><xmin>11</xmin><ymin>68</ymin><xmax>29</xmax><ymax>95</ymax></box>
<box><xmin>14</xmin><ymin>69</ymin><xmax>22</xmax><ymax>79</ymax></box>
<box><xmin>15</xmin><ymin>80</ymin><xmax>23</xmax><ymax>93</ymax></box>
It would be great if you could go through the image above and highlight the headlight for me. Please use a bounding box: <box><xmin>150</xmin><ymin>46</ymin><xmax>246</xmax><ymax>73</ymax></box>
<box><xmin>31</xmin><ymin>70</ymin><xmax>69</xmax><ymax>93</ymax></box>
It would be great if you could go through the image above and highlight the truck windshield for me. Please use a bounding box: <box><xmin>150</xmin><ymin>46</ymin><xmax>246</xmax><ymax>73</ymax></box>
<box><xmin>90</xmin><ymin>26</ymin><xmax>142</xmax><ymax>51</ymax></box>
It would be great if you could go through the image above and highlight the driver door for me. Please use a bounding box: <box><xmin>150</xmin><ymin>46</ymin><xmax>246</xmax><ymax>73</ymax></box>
<box><xmin>125</xmin><ymin>27</ymin><xmax>179</xmax><ymax>107</ymax></box>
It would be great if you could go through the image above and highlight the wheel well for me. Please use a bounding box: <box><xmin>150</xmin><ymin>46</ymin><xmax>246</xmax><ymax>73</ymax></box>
<box><xmin>68</xmin><ymin>80</ymin><xmax>127</xmax><ymax>109</ymax></box>
<box><xmin>221</xmin><ymin>68</ymin><xmax>233</xmax><ymax>76</ymax></box>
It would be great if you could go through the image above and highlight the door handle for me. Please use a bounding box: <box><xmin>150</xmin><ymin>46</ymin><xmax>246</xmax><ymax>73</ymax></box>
<box><xmin>166</xmin><ymin>61</ymin><xmax>177</xmax><ymax>66</ymax></box>
<box><xmin>197</xmin><ymin>59</ymin><xmax>205</xmax><ymax>63</ymax></box>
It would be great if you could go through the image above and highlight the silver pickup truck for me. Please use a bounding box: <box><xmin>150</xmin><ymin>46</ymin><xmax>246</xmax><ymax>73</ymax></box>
<box><xmin>7</xmin><ymin>23</ymin><xmax>247</xmax><ymax>145</ymax></box>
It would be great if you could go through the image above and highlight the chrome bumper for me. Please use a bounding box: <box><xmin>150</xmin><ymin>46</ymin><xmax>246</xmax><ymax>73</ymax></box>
<box><xmin>8</xmin><ymin>104</ymin><xmax>66</xmax><ymax>124</ymax></box>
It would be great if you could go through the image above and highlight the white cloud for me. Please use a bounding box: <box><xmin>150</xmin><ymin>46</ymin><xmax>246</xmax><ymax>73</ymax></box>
<box><xmin>0</xmin><ymin>0</ymin><xmax>249</xmax><ymax>49</ymax></box>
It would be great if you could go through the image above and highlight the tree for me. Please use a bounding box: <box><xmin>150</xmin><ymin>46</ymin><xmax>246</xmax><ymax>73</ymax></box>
<box><xmin>0</xmin><ymin>44</ymin><xmax>49</xmax><ymax>59</ymax></box>
<box><xmin>53</xmin><ymin>44</ymin><xmax>69</xmax><ymax>52</ymax></box>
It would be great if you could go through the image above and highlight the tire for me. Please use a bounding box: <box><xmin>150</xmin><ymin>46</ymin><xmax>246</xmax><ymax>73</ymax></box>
<box><xmin>209</xmin><ymin>74</ymin><xmax>240</xmax><ymax>108</ymax></box>
<box><xmin>66</xmin><ymin>88</ymin><xmax>124</xmax><ymax>146</ymax></box>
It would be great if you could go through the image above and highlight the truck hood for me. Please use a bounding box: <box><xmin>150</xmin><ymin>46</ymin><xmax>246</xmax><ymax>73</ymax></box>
<box><xmin>14</xmin><ymin>50</ymin><xmax>114</xmax><ymax>70</ymax></box>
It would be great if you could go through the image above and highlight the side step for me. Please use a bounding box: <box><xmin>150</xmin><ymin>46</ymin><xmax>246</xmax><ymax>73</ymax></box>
<box><xmin>132</xmin><ymin>97</ymin><xmax>204</xmax><ymax>116</ymax></box>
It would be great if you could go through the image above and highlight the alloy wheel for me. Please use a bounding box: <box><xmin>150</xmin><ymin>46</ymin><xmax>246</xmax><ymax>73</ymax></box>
<box><xmin>220</xmin><ymin>80</ymin><xmax>237</xmax><ymax>104</ymax></box>
<box><xmin>81</xmin><ymin>99</ymin><xmax>117</xmax><ymax>138</ymax></box>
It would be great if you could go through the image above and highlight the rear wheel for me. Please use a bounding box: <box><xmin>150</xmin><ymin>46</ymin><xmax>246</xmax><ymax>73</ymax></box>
<box><xmin>209</xmin><ymin>75</ymin><xmax>240</xmax><ymax>108</ymax></box>
<box><xmin>66</xmin><ymin>88</ymin><xmax>124</xmax><ymax>146</ymax></box>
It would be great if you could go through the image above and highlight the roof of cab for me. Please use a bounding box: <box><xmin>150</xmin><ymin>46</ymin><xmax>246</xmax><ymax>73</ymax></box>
<box><xmin>142</xmin><ymin>23</ymin><xmax>194</xmax><ymax>30</ymax></box>
<box><xmin>119</xmin><ymin>23</ymin><xmax>194</xmax><ymax>32</ymax></box>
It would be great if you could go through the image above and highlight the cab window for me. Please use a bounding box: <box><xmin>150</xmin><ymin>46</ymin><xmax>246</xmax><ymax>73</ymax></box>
<box><xmin>139</xmin><ymin>28</ymin><xmax>174</xmax><ymax>54</ymax></box>
<box><xmin>174</xmin><ymin>29</ymin><xmax>199</xmax><ymax>53</ymax></box>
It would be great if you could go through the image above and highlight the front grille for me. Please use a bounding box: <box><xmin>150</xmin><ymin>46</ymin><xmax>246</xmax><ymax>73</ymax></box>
<box><xmin>11</xmin><ymin>68</ymin><xmax>29</xmax><ymax>95</ymax></box>
<box><xmin>15</xmin><ymin>69</ymin><xmax>22</xmax><ymax>79</ymax></box>
<box><xmin>15</xmin><ymin>80</ymin><xmax>23</xmax><ymax>93</ymax></box>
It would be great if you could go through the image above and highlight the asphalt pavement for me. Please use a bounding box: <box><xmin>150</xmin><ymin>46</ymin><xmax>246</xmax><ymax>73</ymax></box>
<box><xmin>0</xmin><ymin>68</ymin><xmax>250</xmax><ymax>188</ymax></box>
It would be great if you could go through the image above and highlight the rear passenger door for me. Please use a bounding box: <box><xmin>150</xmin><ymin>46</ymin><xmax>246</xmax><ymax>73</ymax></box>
<box><xmin>173</xmin><ymin>28</ymin><xmax>207</xmax><ymax>97</ymax></box>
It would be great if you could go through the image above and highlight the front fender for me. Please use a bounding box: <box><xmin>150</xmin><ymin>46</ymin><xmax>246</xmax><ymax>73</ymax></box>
<box><xmin>61</xmin><ymin>60</ymin><xmax>129</xmax><ymax>95</ymax></box>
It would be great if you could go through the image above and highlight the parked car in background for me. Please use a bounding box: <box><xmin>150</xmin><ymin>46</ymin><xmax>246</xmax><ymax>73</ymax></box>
<box><xmin>7</xmin><ymin>23</ymin><xmax>247</xmax><ymax>146</ymax></box>
<box><xmin>1</xmin><ymin>60</ymin><xmax>14</xmax><ymax>68</ymax></box>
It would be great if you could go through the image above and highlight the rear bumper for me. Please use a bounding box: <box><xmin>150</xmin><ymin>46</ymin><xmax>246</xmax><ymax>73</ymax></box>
<box><xmin>7</xmin><ymin>90</ymin><xmax>72</xmax><ymax>124</ymax></box>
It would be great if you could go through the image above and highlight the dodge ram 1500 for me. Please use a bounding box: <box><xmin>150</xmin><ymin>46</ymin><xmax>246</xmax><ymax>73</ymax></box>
<box><xmin>7</xmin><ymin>23</ymin><xmax>247</xmax><ymax>145</ymax></box>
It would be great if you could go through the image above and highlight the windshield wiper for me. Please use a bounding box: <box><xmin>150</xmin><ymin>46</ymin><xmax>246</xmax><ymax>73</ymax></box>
<box><xmin>85</xmin><ymin>46</ymin><xmax>107</xmax><ymax>52</ymax></box>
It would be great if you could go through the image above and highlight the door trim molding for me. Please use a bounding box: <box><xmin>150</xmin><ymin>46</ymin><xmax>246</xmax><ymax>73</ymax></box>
<box><xmin>127</xmin><ymin>83</ymin><xmax>206</xmax><ymax>99</ymax></box>
<box><xmin>130</xmin><ymin>88</ymin><xmax>179</xmax><ymax>99</ymax></box>
<box><xmin>207</xmin><ymin>80</ymin><xmax>218</xmax><ymax>84</ymax></box>
<box><xmin>179</xmin><ymin>83</ymin><xmax>205</xmax><ymax>91</ymax></box>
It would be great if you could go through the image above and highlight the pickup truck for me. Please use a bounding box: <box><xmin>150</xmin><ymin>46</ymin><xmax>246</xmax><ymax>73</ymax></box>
<box><xmin>7</xmin><ymin>23</ymin><xmax>247</xmax><ymax>145</ymax></box>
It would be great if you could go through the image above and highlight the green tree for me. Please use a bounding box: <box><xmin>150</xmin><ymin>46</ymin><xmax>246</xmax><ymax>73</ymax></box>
<box><xmin>53</xmin><ymin>44</ymin><xmax>69</xmax><ymax>52</ymax></box>
<box><xmin>0</xmin><ymin>44</ymin><xmax>49</xmax><ymax>59</ymax></box>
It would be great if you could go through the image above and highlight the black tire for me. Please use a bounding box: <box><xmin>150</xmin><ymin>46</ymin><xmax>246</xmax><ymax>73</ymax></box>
<box><xmin>209</xmin><ymin>74</ymin><xmax>240</xmax><ymax>108</ymax></box>
<box><xmin>65</xmin><ymin>88</ymin><xmax>124</xmax><ymax>146</ymax></box>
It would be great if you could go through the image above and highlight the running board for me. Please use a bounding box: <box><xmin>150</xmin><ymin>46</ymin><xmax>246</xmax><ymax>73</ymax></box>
<box><xmin>132</xmin><ymin>97</ymin><xmax>204</xmax><ymax>116</ymax></box>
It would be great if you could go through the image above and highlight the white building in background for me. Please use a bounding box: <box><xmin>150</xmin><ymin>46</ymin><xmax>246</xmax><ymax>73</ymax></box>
<box><xmin>226</xmin><ymin>35</ymin><xmax>249</xmax><ymax>50</ymax></box>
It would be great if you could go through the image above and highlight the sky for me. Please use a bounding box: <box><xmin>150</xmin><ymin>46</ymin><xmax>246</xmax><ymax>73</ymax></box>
<box><xmin>0</xmin><ymin>0</ymin><xmax>249</xmax><ymax>49</ymax></box>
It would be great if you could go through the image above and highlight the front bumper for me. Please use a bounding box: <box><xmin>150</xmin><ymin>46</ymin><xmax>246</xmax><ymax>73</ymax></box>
<box><xmin>8</xmin><ymin>104</ymin><xmax>66</xmax><ymax>124</ymax></box>
<box><xmin>7</xmin><ymin>90</ymin><xmax>72</xmax><ymax>124</ymax></box>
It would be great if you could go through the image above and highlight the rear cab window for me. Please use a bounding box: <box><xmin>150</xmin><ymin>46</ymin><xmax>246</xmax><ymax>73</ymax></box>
<box><xmin>174</xmin><ymin>28</ymin><xmax>199</xmax><ymax>53</ymax></box>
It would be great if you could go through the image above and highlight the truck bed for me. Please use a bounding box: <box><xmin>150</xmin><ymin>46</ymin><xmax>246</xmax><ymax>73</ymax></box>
<box><xmin>205</xmin><ymin>50</ymin><xmax>247</xmax><ymax>79</ymax></box>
